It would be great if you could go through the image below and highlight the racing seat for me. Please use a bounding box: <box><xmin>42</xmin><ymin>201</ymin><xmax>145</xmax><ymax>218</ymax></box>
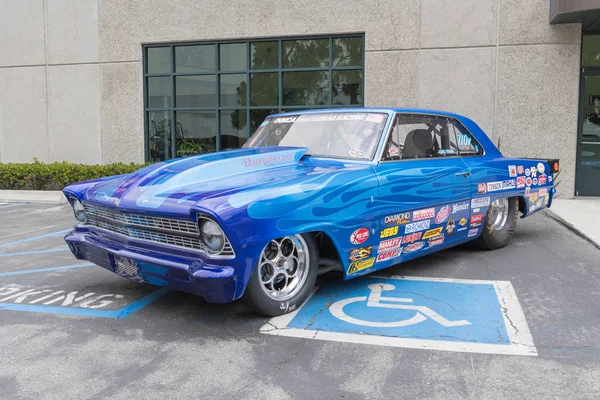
<box><xmin>402</xmin><ymin>129</ymin><xmax>438</xmax><ymax>159</ymax></box>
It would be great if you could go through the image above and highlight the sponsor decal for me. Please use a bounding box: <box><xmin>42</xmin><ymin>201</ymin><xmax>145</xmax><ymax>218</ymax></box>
<box><xmin>517</xmin><ymin>165</ymin><xmax>524</xmax><ymax>174</ymax></box>
<box><xmin>388</xmin><ymin>145</ymin><xmax>400</xmax><ymax>157</ymax></box>
<box><xmin>539</xmin><ymin>188</ymin><xmax>548</xmax><ymax>197</ymax></box>
<box><xmin>533</xmin><ymin>178</ymin><xmax>538</xmax><ymax>186</ymax></box>
<box><xmin>348</xmin><ymin>149</ymin><xmax>366</xmax><ymax>158</ymax></box>
<box><xmin>529</xmin><ymin>204</ymin><xmax>537</xmax><ymax>212</ymax></box>
<box><xmin>536</xmin><ymin>198</ymin><xmax>543</xmax><ymax>208</ymax></box>
<box><xmin>378</xmin><ymin>237</ymin><xmax>402</xmax><ymax>252</ymax></box>
<box><xmin>349</xmin><ymin>245</ymin><xmax>373</xmax><ymax>262</ymax></box>
<box><xmin>413</xmin><ymin>208</ymin><xmax>435</xmax><ymax>221</ymax></box>
<box><xmin>537</xmin><ymin>162</ymin><xmax>545</xmax><ymax>174</ymax></box>
<box><xmin>477</xmin><ymin>183</ymin><xmax>487</xmax><ymax>194</ymax></box>
<box><xmin>468</xmin><ymin>228</ymin><xmax>479</xmax><ymax>238</ymax></box>
<box><xmin>548</xmin><ymin>175</ymin><xmax>553</xmax><ymax>183</ymax></box>
<box><xmin>384</xmin><ymin>212</ymin><xmax>410</xmax><ymax>225</ymax></box>
<box><xmin>531</xmin><ymin>167</ymin><xmax>538</xmax><ymax>178</ymax></box>
<box><xmin>517</xmin><ymin>176</ymin><xmax>526</xmax><ymax>188</ymax></box>
<box><xmin>241</xmin><ymin>152</ymin><xmax>294</xmax><ymax>168</ymax></box>
<box><xmin>297</xmin><ymin>113</ymin><xmax>367</xmax><ymax>123</ymax></box>
<box><xmin>405</xmin><ymin>220</ymin><xmax>431</xmax><ymax>234</ymax></box>
<box><xmin>529</xmin><ymin>192</ymin><xmax>539</xmax><ymax>202</ymax></box>
<box><xmin>545</xmin><ymin>193</ymin><xmax>550</xmax><ymax>205</ymax></box>
<box><xmin>446</xmin><ymin>218</ymin><xmax>456</xmax><ymax>234</ymax></box>
<box><xmin>438</xmin><ymin>149</ymin><xmax>458</xmax><ymax>155</ymax></box>
<box><xmin>376</xmin><ymin>249</ymin><xmax>402</xmax><ymax>263</ymax></box>
<box><xmin>487</xmin><ymin>181</ymin><xmax>502</xmax><ymax>192</ymax></box>
<box><xmin>539</xmin><ymin>174</ymin><xmax>547</xmax><ymax>185</ymax></box>
<box><xmin>525</xmin><ymin>168</ymin><xmax>531</xmax><ymax>177</ymax></box>
<box><xmin>380</xmin><ymin>225</ymin><xmax>399</xmax><ymax>239</ymax></box>
<box><xmin>525</xmin><ymin>177</ymin><xmax>532</xmax><ymax>187</ymax></box>
<box><xmin>350</xmin><ymin>228</ymin><xmax>370</xmax><ymax>245</ymax></box>
<box><xmin>272</xmin><ymin>116</ymin><xmax>298</xmax><ymax>124</ymax></box>
<box><xmin>404</xmin><ymin>242</ymin><xmax>425</xmax><ymax>253</ymax></box>
<box><xmin>435</xmin><ymin>206</ymin><xmax>451</xmax><ymax>224</ymax></box>
<box><xmin>347</xmin><ymin>257</ymin><xmax>375</xmax><ymax>274</ymax></box>
<box><xmin>502</xmin><ymin>179</ymin><xmax>516</xmax><ymax>189</ymax></box>
<box><xmin>471</xmin><ymin>197</ymin><xmax>490</xmax><ymax>208</ymax></box>
<box><xmin>470</xmin><ymin>213</ymin><xmax>483</xmax><ymax>227</ymax></box>
<box><xmin>452</xmin><ymin>202</ymin><xmax>470</xmax><ymax>214</ymax></box>
<box><xmin>525</xmin><ymin>187</ymin><xmax>531</xmax><ymax>196</ymax></box>
<box><xmin>402</xmin><ymin>232</ymin><xmax>423</xmax><ymax>244</ymax></box>
<box><xmin>422</xmin><ymin>227</ymin><xmax>443</xmax><ymax>240</ymax></box>
<box><xmin>428</xmin><ymin>234</ymin><xmax>445</xmax><ymax>247</ymax></box>
<box><xmin>457</xmin><ymin>227</ymin><xmax>468</xmax><ymax>233</ymax></box>
<box><xmin>472</xmin><ymin>208</ymin><xmax>481</xmax><ymax>213</ymax></box>
<box><xmin>459</xmin><ymin>218</ymin><xmax>467</xmax><ymax>227</ymax></box>
<box><xmin>508</xmin><ymin>165</ymin><xmax>517</xmax><ymax>177</ymax></box>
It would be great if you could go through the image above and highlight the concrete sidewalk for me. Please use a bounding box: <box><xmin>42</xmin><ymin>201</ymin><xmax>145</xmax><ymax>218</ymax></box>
<box><xmin>545</xmin><ymin>198</ymin><xmax>600</xmax><ymax>249</ymax></box>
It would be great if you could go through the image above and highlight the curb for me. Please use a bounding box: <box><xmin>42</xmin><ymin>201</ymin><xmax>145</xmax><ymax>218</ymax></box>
<box><xmin>544</xmin><ymin>209</ymin><xmax>600</xmax><ymax>251</ymax></box>
<box><xmin>0</xmin><ymin>190</ymin><xmax>67</xmax><ymax>205</ymax></box>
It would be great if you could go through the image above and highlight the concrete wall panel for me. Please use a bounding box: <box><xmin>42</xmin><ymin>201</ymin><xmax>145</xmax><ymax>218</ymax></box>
<box><xmin>417</xmin><ymin>48</ymin><xmax>496</xmax><ymax>138</ymax></box>
<box><xmin>496</xmin><ymin>44</ymin><xmax>580</xmax><ymax>197</ymax></box>
<box><xmin>47</xmin><ymin>65</ymin><xmax>102</xmax><ymax>164</ymax></box>
<box><xmin>0</xmin><ymin>0</ymin><xmax>45</xmax><ymax>67</ymax></box>
<box><xmin>46</xmin><ymin>0</ymin><xmax>99</xmax><ymax>64</ymax></box>
<box><xmin>101</xmin><ymin>62</ymin><xmax>144</xmax><ymax>164</ymax></box>
<box><xmin>421</xmin><ymin>0</ymin><xmax>497</xmax><ymax>48</ymax></box>
<box><xmin>0</xmin><ymin>67</ymin><xmax>49</xmax><ymax>163</ymax></box>
<box><xmin>99</xmin><ymin>0</ymin><xmax>420</xmax><ymax>62</ymax></box>
<box><xmin>364</xmin><ymin>51</ymin><xmax>418</xmax><ymax>107</ymax></box>
<box><xmin>500</xmin><ymin>0</ymin><xmax>581</xmax><ymax>45</ymax></box>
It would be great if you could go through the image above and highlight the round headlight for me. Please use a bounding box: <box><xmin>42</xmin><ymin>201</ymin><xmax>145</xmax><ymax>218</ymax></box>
<box><xmin>200</xmin><ymin>220</ymin><xmax>225</xmax><ymax>253</ymax></box>
<box><xmin>72</xmin><ymin>199</ymin><xmax>87</xmax><ymax>223</ymax></box>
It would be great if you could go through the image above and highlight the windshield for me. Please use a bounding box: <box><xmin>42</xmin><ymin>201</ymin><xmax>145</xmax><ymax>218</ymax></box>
<box><xmin>243</xmin><ymin>112</ymin><xmax>389</xmax><ymax>160</ymax></box>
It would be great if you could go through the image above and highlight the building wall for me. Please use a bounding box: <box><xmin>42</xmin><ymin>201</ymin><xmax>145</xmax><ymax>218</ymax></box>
<box><xmin>0</xmin><ymin>0</ymin><xmax>582</xmax><ymax>197</ymax></box>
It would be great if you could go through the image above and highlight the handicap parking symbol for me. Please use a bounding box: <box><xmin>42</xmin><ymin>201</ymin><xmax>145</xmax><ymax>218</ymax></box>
<box><xmin>261</xmin><ymin>276</ymin><xmax>536</xmax><ymax>356</ymax></box>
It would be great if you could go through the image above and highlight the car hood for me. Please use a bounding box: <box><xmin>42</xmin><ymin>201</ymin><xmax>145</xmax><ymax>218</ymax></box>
<box><xmin>64</xmin><ymin>146</ymin><xmax>372</xmax><ymax>215</ymax></box>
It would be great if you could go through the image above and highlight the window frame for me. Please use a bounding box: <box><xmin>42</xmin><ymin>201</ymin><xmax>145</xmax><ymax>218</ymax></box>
<box><xmin>376</xmin><ymin>112</ymin><xmax>486</xmax><ymax>163</ymax></box>
<box><xmin>142</xmin><ymin>34</ymin><xmax>365</xmax><ymax>162</ymax></box>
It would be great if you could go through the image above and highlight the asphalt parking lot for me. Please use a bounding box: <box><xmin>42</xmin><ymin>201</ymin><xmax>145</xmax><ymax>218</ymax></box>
<box><xmin>1</xmin><ymin>202</ymin><xmax>599</xmax><ymax>400</ymax></box>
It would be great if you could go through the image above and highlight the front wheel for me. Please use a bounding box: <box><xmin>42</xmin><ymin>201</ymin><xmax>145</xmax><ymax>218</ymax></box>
<box><xmin>475</xmin><ymin>197</ymin><xmax>519</xmax><ymax>250</ymax></box>
<box><xmin>244</xmin><ymin>233</ymin><xmax>318</xmax><ymax>316</ymax></box>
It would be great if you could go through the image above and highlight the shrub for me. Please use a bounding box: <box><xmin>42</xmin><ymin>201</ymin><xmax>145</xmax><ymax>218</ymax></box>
<box><xmin>0</xmin><ymin>160</ymin><xmax>149</xmax><ymax>191</ymax></box>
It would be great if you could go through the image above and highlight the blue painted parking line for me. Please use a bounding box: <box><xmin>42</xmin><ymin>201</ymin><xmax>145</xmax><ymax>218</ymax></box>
<box><xmin>0</xmin><ymin>248</ymin><xmax>70</xmax><ymax>257</ymax></box>
<box><xmin>0</xmin><ymin>229</ymin><xmax>71</xmax><ymax>249</ymax></box>
<box><xmin>261</xmin><ymin>276</ymin><xmax>536</xmax><ymax>356</ymax></box>
<box><xmin>0</xmin><ymin>263</ymin><xmax>170</xmax><ymax>318</ymax></box>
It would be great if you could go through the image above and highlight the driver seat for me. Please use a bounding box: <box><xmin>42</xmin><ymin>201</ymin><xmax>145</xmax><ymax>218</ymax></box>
<box><xmin>402</xmin><ymin>129</ymin><xmax>437</xmax><ymax>159</ymax></box>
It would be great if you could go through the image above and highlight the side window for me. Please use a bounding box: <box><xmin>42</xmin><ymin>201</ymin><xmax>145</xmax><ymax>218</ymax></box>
<box><xmin>451</xmin><ymin>122</ymin><xmax>483</xmax><ymax>156</ymax></box>
<box><xmin>382</xmin><ymin>114</ymin><xmax>459</xmax><ymax>161</ymax></box>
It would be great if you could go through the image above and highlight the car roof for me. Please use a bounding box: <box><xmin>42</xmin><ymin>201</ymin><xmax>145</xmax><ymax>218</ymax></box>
<box><xmin>268</xmin><ymin>107</ymin><xmax>467</xmax><ymax>120</ymax></box>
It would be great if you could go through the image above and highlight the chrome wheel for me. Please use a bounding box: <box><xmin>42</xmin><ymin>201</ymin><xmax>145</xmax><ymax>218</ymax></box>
<box><xmin>258</xmin><ymin>235</ymin><xmax>309</xmax><ymax>301</ymax></box>
<box><xmin>490</xmin><ymin>198</ymin><xmax>509</xmax><ymax>231</ymax></box>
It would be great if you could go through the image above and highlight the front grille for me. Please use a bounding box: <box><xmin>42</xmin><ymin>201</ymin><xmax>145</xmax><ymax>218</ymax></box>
<box><xmin>82</xmin><ymin>203</ymin><xmax>235</xmax><ymax>258</ymax></box>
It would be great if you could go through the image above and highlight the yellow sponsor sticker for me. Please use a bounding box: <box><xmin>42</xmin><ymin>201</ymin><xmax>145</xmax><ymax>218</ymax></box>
<box><xmin>347</xmin><ymin>257</ymin><xmax>375</xmax><ymax>274</ymax></box>
<box><xmin>379</xmin><ymin>225</ymin><xmax>399</xmax><ymax>239</ymax></box>
<box><xmin>422</xmin><ymin>227</ymin><xmax>443</xmax><ymax>239</ymax></box>
<box><xmin>459</xmin><ymin>218</ymin><xmax>467</xmax><ymax>227</ymax></box>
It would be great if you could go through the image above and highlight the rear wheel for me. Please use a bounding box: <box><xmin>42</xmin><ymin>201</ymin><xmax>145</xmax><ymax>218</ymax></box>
<box><xmin>244</xmin><ymin>233</ymin><xmax>318</xmax><ymax>317</ymax></box>
<box><xmin>475</xmin><ymin>197</ymin><xmax>519</xmax><ymax>250</ymax></box>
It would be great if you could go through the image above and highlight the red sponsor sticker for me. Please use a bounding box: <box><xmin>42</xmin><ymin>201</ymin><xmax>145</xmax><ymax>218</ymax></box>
<box><xmin>477</xmin><ymin>183</ymin><xmax>487</xmax><ymax>194</ymax></box>
<box><xmin>526</xmin><ymin>177</ymin><xmax>532</xmax><ymax>187</ymax></box>
<box><xmin>517</xmin><ymin>176</ymin><xmax>526</xmax><ymax>188</ymax></box>
<box><xmin>539</xmin><ymin>175</ymin><xmax>547</xmax><ymax>185</ymax></box>
<box><xmin>470</xmin><ymin>214</ymin><xmax>483</xmax><ymax>226</ymax></box>
<box><xmin>376</xmin><ymin>249</ymin><xmax>401</xmax><ymax>262</ymax></box>
<box><xmin>404</xmin><ymin>242</ymin><xmax>425</xmax><ymax>253</ymax></box>
<box><xmin>517</xmin><ymin>165</ymin><xmax>524</xmax><ymax>174</ymax></box>
<box><xmin>435</xmin><ymin>206</ymin><xmax>451</xmax><ymax>224</ymax></box>
<box><xmin>378</xmin><ymin>237</ymin><xmax>401</xmax><ymax>252</ymax></box>
<box><xmin>539</xmin><ymin>188</ymin><xmax>548</xmax><ymax>196</ymax></box>
<box><xmin>428</xmin><ymin>234</ymin><xmax>444</xmax><ymax>247</ymax></box>
<box><xmin>402</xmin><ymin>232</ymin><xmax>423</xmax><ymax>244</ymax></box>
<box><xmin>350</xmin><ymin>228</ymin><xmax>370</xmax><ymax>245</ymax></box>
<box><xmin>413</xmin><ymin>208</ymin><xmax>435</xmax><ymax>221</ymax></box>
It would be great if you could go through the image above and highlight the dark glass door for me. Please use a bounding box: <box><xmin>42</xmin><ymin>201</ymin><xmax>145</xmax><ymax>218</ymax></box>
<box><xmin>576</xmin><ymin>72</ymin><xmax>600</xmax><ymax>196</ymax></box>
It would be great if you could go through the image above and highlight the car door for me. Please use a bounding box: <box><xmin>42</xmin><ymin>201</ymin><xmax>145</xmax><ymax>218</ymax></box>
<box><xmin>373</xmin><ymin>113</ymin><xmax>472</xmax><ymax>263</ymax></box>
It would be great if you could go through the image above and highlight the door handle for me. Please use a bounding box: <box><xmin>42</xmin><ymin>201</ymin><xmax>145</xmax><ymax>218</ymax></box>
<box><xmin>455</xmin><ymin>172</ymin><xmax>471</xmax><ymax>177</ymax></box>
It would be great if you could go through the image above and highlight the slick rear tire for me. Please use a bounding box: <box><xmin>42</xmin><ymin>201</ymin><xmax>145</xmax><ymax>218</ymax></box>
<box><xmin>244</xmin><ymin>233</ymin><xmax>319</xmax><ymax>317</ymax></box>
<box><xmin>475</xmin><ymin>196</ymin><xmax>519</xmax><ymax>250</ymax></box>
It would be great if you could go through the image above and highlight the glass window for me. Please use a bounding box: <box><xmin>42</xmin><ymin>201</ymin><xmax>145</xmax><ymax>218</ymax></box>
<box><xmin>147</xmin><ymin>47</ymin><xmax>171</xmax><ymax>74</ymax></box>
<box><xmin>451</xmin><ymin>123</ymin><xmax>483</xmax><ymax>156</ymax></box>
<box><xmin>582</xmin><ymin>35</ymin><xmax>600</xmax><ymax>67</ymax></box>
<box><xmin>175</xmin><ymin>75</ymin><xmax>216</xmax><ymax>108</ymax></box>
<box><xmin>251</xmin><ymin>41</ymin><xmax>278</xmax><ymax>70</ymax></box>
<box><xmin>383</xmin><ymin>115</ymin><xmax>460</xmax><ymax>161</ymax></box>
<box><xmin>144</xmin><ymin>35</ymin><xmax>364</xmax><ymax>161</ymax></box>
<box><xmin>175</xmin><ymin>45</ymin><xmax>215</xmax><ymax>73</ymax></box>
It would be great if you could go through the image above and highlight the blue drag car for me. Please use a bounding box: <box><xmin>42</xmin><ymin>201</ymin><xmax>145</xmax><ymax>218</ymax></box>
<box><xmin>63</xmin><ymin>108</ymin><xmax>559</xmax><ymax>316</ymax></box>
